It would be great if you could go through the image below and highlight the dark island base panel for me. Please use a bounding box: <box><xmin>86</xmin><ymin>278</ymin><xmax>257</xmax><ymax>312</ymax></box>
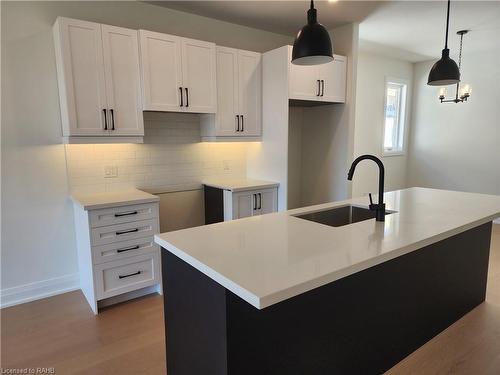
<box><xmin>162</xmin><ymin>222</ymin><xmax>492</xmax><ymax>375</ymax></box>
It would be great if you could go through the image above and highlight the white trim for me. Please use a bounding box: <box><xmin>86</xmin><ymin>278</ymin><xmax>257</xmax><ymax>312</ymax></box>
<box><xmin>494</xmin><ymin>218</ymin><xmax>500</xmax><ymax>225</ymax></box>
<box><xmin>0</xmin><ymin>273</ymin><xmax>79</xmax><ymax>308</ymax></box>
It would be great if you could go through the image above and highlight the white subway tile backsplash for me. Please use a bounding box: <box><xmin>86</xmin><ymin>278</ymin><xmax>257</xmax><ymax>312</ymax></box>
<box><xmin>66</xmin><ymin>113</ymin><xmax>247</xmax><ymax>193</ymax></box>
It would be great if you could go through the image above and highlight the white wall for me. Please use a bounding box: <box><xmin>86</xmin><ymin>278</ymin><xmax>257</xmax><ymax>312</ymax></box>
<box><xmin>352</xmin><ymin>51</ymin><xmax>413</xmax><ymax>198</ymax></box>
<box><xmin>1</xmin><ymin>1</ymin><xmax>291</xmax><ymax>306</ymax></box>
<box><xmin>408</xmin><ymin>49</ymin><xmax>500</xmax><ymax>195</ymax></box>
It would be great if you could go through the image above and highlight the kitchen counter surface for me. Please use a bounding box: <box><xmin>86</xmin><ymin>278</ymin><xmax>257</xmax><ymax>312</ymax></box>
<box><xmin>71</xmin><ymin>189</ymin><xmax>159</xmax><ymax>210</ymax></box>
<box><xmin>155</xmin><ymin>187</ymin><xmax>500</xmax><ymax>309</ymax></box>
<box><xmin>203</xmin><ymin>178</ymin><xmax>279</xmax><ymax>192</ymax></box>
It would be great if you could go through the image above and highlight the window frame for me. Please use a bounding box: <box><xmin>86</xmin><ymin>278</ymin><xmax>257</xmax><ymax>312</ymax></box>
<box><xmin>382</xmin><ymin>77</ymin><xmax>409</xmax><ymax>157</ymax></box>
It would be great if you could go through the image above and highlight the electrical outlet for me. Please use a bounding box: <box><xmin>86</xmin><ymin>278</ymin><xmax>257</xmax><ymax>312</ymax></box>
<box><xmin>104</xmin><ymin>165</ymin><xmax>118</xmax><ymax>178</ymax></box>
<box><xmin>223</xmin><ymin>160</ymin><xmax>231</xmax><ymax>171</ymax></box>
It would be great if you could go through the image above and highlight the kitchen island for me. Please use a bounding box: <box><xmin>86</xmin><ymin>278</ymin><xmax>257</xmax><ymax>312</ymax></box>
<box><xmin>155</xmin><ymin>187</ymin><xmax>500</xmax><ymax>374</ymax></box>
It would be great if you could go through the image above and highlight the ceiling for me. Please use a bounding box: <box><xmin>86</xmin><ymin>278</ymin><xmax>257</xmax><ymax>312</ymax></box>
<box><xmin>359</xmin><ymin>1</ymin><xmax>500</xmax><ymax>62</ymax></box>
<box><xmin>149</xmin><ymin>1</ymin><xmax>384</xmax><ymax>35</ymax></box>
<box><xmin>150</xmin><ymin>1</ymin><xmax>500</xmax><ymax>62</ymax></box>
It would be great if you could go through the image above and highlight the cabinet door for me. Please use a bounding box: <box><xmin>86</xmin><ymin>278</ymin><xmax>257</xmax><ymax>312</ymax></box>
<box><xmin>139</xmin><ymin>30</ymin><xmax>183</xmax><ymax>112</ymax></box>
<box><xmin>232</xmin><ymin>192</ymin><xmax>255</xmax><ymax>219</ymax></box>
<box><xmin>54</xmin><ymin>17</ymin><xmax>108</xmax><ymax>136</ymax></box>
<box><xmin>318</xmin><ymin>55</ymin><xmax>347</xmax><ymax>103</ymax></box>
<box><xmin>256</xmin><ymin>188</ymin><xmax>278</xmax><ymax>215</ymax></box>
<box><xmin>238</xmin><ymin>50</ymin><xmax>262</xmax><ymax>136</ymax></box>
<box><xmin>101</xmin><ymin>25</ymin><xmax>144</xmax><ymax>136</ymax></box>
<box><xmin>181</xmin><ymin>38</ymin><xmax>217</xmax><ymax>114</ymax></box>
<box><xmin>289</xmin><ymin>63</ymin><xmax>320</xmax><ymax>101</ymax></box>
<box><xmin>215</xmin><ymin>47</ymin><xmax>239</xmax><ymax>136</ymax></box>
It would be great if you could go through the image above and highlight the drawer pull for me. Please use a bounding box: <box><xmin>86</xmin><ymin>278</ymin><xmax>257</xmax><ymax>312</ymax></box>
<box><xmin>116</xmin><ymin>228</ymin><xmax>139</xmax><ymax>236</ymax></box>
<box><xmin>116</xmin><ymin>245</ymin><xmax>140</xmax><ymax>253</ymax></box>
<box><xmin>118</xmin><ymin>270</ymin><xmax>141</xmax><ymax>279</ymax></box>
<box><xmin>114</xmin><ymin>210</ymin><xmax>138</xmax><ymax>217</ymax></box>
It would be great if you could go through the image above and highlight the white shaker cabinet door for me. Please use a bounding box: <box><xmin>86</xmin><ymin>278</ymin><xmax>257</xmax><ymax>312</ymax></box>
<box><xmin>289</xmin><ymin>63</ymin><xmax>320</xmax><ymax>101</ymax></box>
<box><xmin>238</xmin><ymin>50</ymin><xmax>262</xmax><ymax>136</ymax></box>
<box><xmin>258</xmin><ymin>189</ymin><xmax>278</xmax><ymax>215</ymax></box>
<box><xmin>215</xmin><ymin>47</ymin><xmax>239</xmax><ymax>136</ymax></box>
<box><xmin>54</xmin><ymin>17</ymin><xmax>108</xmax><ymax>136</ymax></box>
<box><xmin>101</xmin><ymin>25</ymin><xmax>144</xmax><ymax>136</ymax></box>
<box><xmin>181</xmin><ymin>37</ymin><xmax>217</xmax><ymax>114</ymax></box>
<box><xmin>139</xmin><ymin>30</ymin><xmax>183</xmax><ymax>112</ymax></box>
<box><xmin>318</xmin><ymin>55</ymin><xmax>347</xmax><ymax>103</ymax></box>
<box><xmin>232</xmin><ymin>192</ymin><xmax>255</xmax><ymax>219</ymax></box>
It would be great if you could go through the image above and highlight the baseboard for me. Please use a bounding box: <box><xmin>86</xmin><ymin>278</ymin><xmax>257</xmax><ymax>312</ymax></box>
<box><xmin>494</xmin><ymin>218</ymin><xmax>500</xmax><ymax>225</ymax></box>
<box><xmin>0</xmin><ymin>273</ymin><xmax>80</xmax><ymax>308</ymax></box>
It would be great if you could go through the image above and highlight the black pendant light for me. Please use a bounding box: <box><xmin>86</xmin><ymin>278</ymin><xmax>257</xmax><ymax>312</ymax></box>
<box><xmin>292</xmin><ymin>0</ymin><xmax>333</xmax><ymax>65</ymax></box>
<box><xmin>427</xmin><ymin>0</ymin><xmax>460</xmax><ymax>86</ymax></box>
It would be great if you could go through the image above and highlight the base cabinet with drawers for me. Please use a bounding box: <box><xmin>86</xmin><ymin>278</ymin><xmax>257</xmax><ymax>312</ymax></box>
<box><xmin>203</xmin><ymin>180</ymin><xmax>279</xmax><ymax>224</ymax></box>
<box><xmin>71</xmin><ymin>191</ymin><xmax>162</xmax><ymax>314</ymax></box>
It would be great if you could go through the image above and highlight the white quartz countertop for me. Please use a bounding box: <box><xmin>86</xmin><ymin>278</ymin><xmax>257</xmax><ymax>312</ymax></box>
<box><xmin>203</xmin><ymin>178</ymin><xmax>279</xmax><ymax>192</ymax></box>
<box><xmin>155</xmin><ymin>188</ymin><xmax>500</xmax><ymax>309</ymax></box>
<box><xmin>71</xmin><ymin>189</ymin><xmax>159</xmax><ymax>210</ymax></box>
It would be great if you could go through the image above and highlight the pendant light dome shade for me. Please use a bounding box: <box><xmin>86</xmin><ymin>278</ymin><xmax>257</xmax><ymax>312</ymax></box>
<box><xmin>427</xmin><ymin>48</ymin><xmax>460</xmax><ymax>86</ymax></box>
<box><xmin>292</xmin><ymin>1</ymin><xmax>333</xmax><ymax>65</ymax></box>
<box><xmin>427</xmin><ymin>0</ymin><xmax>460</xmax><ymax>86</ymax></box>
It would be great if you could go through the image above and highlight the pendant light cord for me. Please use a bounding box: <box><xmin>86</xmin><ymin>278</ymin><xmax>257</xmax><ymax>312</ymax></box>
<box><xmin>445</xmin><ymin>0</ymin><xmax>451</xmax><ymax>49</ymax></box>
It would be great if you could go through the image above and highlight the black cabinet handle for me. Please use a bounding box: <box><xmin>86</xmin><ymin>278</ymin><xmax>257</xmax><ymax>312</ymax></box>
<box><xmin>321</xmin><ymin>80</ymin><xmax>325</xmax><ymax>97</ymax></box>
<box><xmin>117</xmin><ymin>245</ymin><xmax>140</xmax><ymax>253</ymax></box>
<box><xmin>179</xmin><ymin>87</ymin><xmax>183</xmax><ymax>107</ymax></box>
<box><xmin>317</xmin><ymin>80</ymin><xmax>321</xmax><ymax>96</ymax></box>
<box><xmin>110</xmin><ymin>109</ymin><xmax>115</xmax><ymax>130</ymax></box>
<box><xmin>114</xmin><ymin>210</ymin><xmax>138</xmax><ymax>217</ymax></box>
<box><xmin>103</xmin><ymin>109</ymin><xmax>108</xmax><ymax>130</ymax></box>
<box><xmin>241</xmin><ymin>115</ymin><xmax>244</xmax><ymax>132</ymax></box>
<box><xmin>185</xmin><ymin>88</ymin><xmax>189</xmax><ymax>107</ymax></box>
<box><xmin>258</xmin><ymin>193</ymin><xmax>262</xmax><ymax>209</ymax></box>
<box><xmin>116</xmin><ymin>228</ymin><xmax>139</xmax><ymax>236</ymax></box>
<box><xmin>236</xmin><ymin>115</ymin><xmax>240</xmax><ymax>132</ymax></box>
<box><xmin>118</xmin><ymin>270</ymin><xmax>141</xmax><ymax>279</ymax></box>
<box><xmin>253</xmin><ymin>194</ymin><xmax>257</xmax><ymax>210</ymax></box>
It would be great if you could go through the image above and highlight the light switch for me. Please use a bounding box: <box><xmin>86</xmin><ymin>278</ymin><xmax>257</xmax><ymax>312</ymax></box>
<box><xmin>104</xmin><ymin>165</ymin><xmax>118</xmax><ymax>178</ymax></box>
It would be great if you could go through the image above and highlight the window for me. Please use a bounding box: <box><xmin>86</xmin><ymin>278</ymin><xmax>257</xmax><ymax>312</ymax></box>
<box><xmin>383</xmin><ymin>79</ymin><xmax>408</xmax><ymax>155</ymax></box>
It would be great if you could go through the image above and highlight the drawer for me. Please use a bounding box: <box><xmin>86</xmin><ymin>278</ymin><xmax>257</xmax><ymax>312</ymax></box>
<box><xmin>91</xmin><ymin>219</ymin><xmax>158</xmax><ymax>246</ymax></box>
<box><xmin>92</xmin><ymin>237</ymin><xmax>158</xmax><ymax>265</ymax></box>
<box><xmin>95</xmin><ymin>252</ymin><xmax>160</xmax><ymax>300</ymax></box>
<box><xmin>89</xmin><ymin>203</ymin><xmax>158</xmax><ymax>228</ymax></box>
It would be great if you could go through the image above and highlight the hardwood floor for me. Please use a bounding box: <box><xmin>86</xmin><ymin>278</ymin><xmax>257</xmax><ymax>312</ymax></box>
<box><xmin>1</xmin><ymin>224</ymin><xmax>499</xmax><ymax>374</ymax></box>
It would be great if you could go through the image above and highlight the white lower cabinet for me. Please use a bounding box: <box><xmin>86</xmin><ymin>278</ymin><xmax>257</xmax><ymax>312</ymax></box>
<box><xmin>225</xmin><ymin>188</ymin><xmax>278</xmax><ymax>220</ymax></box>
<box><xmin>72</xmin><ymin>192</ymin><xmax>161</xmax><ymax>314</ymax></box>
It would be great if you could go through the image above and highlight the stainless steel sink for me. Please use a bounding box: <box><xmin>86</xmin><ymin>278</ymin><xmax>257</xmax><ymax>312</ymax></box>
<box><xmin>294</xmin><ymin>205</ymin><xmax>394</xmax><ymax>227</ymax></box>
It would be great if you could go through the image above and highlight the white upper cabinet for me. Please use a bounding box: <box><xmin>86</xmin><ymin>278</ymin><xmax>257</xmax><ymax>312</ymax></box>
<box><xmin>289</xmin><ymin>64</ymin><xmax>320</xmax><ymax>101</ymax></box>
<box><xmin>139</xmin><ymin>31</ymin><xmax>183</xmax><ymax>112</ymax></box>
<box><xmin>238</xmin><ymin>50</ymin><xmax>262</xmax><ymax>136</ymax></box>
<box><xmin>318</xmin><ymin>55</ymin><xmax>347</xmax><ymax>103</ymax></box>
<box><xmin>181</xmin><ymin>38</ymin><xmax>217</xmax><ymax>113</ymax></box>
<box><xmin>200</xmin><ymin>47</ymin><xmax>261</xmax><ymax>140</ymax></box>
<box><xmin>53</xmin><ymin>17</ymin><xmax>144</xmax><ymax>142</ymax></box>
<box><xmin>213</xmin><ymin>47</ymin><xmax>239</xmax><ymax>136</ymax></box>
<box><xmin>101</xmin><ymin>25</ymin><xmax>144</xmax><ymax>136</ymax></box>
<box><xmin>53</xmin><ymin>18</ymin><xmax>108</xmax><ymax>137</ymax></box>
<box><xmin>288</xmin><ymin>46</ymin><xmax>347</xmax><ymax>103</ymax></box>
<box><xmin>139</xmin><ymin>30</ymin><xmax>217</xmax><ymax>114</ymax></box>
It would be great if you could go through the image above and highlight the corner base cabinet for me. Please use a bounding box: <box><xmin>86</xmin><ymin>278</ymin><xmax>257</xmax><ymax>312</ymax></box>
<box><xmin>71</xmin><ymin>190</ymin><xmax>162</xmax><ymax>314</ymax></box>
<box><xmin>203</xmin><ymin>180</ymin><xmax>278</xmax><ymax>223</ymax></box>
